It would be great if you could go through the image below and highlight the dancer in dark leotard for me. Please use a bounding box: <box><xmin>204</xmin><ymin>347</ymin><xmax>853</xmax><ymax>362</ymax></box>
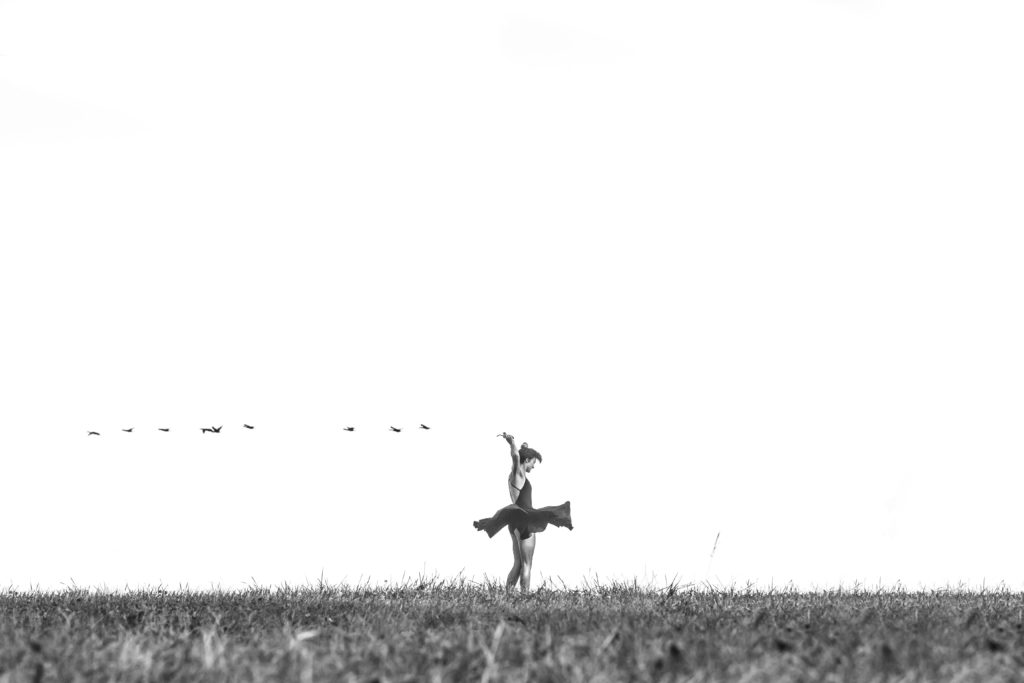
<box><xmin>473</xmin><ymin>433</ymin><xmax>572</xmax><ymax>592</ymax></box>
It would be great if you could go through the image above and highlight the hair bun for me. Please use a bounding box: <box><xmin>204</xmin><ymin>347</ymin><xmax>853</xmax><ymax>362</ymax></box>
<box><xmin>519</xmin><ymin>444</ymin><xmax>543</xmax><ymax>464</ymax></box>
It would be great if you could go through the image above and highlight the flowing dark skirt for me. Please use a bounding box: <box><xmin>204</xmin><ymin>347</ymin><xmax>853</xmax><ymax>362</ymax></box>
<box><xmin>473</xmin><ymin>502</ymin><xmax>573</xmax><ymax>540</ymax></box>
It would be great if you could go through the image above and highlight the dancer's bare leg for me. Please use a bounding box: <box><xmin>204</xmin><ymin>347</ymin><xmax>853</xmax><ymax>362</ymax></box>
<box><xmin>519</xmin><ymin>533</ymin><xmax>536</xmax><ymax>592</ymax></box>
<box><xmin>506</xmin><ymin>528</ymin><xmax>522</xmax><ymax>591</ymax></box>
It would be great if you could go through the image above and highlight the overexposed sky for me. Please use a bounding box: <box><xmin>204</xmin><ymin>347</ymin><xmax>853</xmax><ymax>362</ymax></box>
<box><xmin>2</xmin><ymin>0</ymin><xmax>1022</xmax><ymax>590</ymax></box>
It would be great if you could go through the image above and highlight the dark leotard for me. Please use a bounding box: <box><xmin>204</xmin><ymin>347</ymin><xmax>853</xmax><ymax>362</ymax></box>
<box><xmin>509</xmin><ymin>478</ymin><xmax>532</xmax><ymax>508</ymax></box>
<box><xmin>473</xmin><ymin>476</ymin><xmax>572</xmax><ymax>540</ymax></box>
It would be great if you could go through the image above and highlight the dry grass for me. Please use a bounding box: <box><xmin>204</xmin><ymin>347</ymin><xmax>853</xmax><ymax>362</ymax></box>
<box><xmin>2</xmin><ymin>578</ymin><xmax>1024</xmax><ymax>681</ymax></box>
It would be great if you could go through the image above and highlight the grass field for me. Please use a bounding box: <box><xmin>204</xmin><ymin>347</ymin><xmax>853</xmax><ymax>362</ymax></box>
<box><xmin>3</xmin><ymin>579</ymin><xmax>1024</xmax><ymax>682</ymax></box>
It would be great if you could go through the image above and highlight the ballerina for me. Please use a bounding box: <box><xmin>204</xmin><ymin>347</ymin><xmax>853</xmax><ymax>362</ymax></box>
<box><xmin>473</xmin><ymin>433</ymin><xmax>572</xmax><ymax>592</ymax></box>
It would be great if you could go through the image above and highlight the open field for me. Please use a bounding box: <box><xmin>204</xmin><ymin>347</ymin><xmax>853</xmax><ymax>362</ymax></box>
<box><xmin>3</xmin><ymin>580</ymin><xmax>1024</xmax><ymax>682</ymax></box>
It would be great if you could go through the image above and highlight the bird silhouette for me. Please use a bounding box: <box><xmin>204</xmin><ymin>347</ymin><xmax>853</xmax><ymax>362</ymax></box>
<box><xmin>390</xmin><ymin>426</ymin><xmax>402</xmax><ymax>432</ymax></box>
<box><xmin>343</xmin><ymin>427</ymin><xmax>355</xmax><ymax>432</ymax></box>
<box><xmin>243</xmin><ymin>424</ymin><xmax>254</xmax><ymax>429</ymax></box>
<box><xmin>158</xmin><ymin>428</ymin><xmax>170</xmax><ymax>432</ymax></box>
<box><xmin>420</xmin><ymin>424</ymin><xmax>430</xmax><ymax>430</ymax></box>
<box><xmin>87</xmin><ymin>431</ymin><xmax>100</xmax><ymax>436</ymax></box>
<box><xmin>122</xmin><ymin>428</ymin><xmax>133</xmax><ymax>433</ymax></box>
<box><xmin>210</xmin><ymin>426</ymin><xmax>222</xmax><ymax>433</ymax></box>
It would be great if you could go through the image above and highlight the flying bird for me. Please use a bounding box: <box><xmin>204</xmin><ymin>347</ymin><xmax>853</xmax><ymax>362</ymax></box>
<box><xmin>210</xmin><ymin>426</ymin><xmax>222</xmax><ymax>433</ymax></box>
<box><xmin>343</xmin><ymin>427</ymin><xmax>355</xmax><ymax>432</ymax></box>
<box><xmin>243</xmin><ymin>424</ymin><xmax>254</xmax><ymax>429</ymax></box>
<box><xmin>158</xmin><ymin>428</ymin><xmax>170</xmax><ymax>432</ymax></box>
<box><xmin>87</xmin><ymin>431</ymin><xmax>100</xmax><ymax>436</ymax></box>
<box><xmin>122</xmin><ymin>428</ymin><xmax>133</xmax><ymax>433</ymax></box>
<box><xmin>390</xmin><ymin>426</ymin><xmax>401</xmax><ymax>432</ymax></box>
<box><xmin>420</xmin><ymin>424</ymin><xmax>430</xmax><ymax>430</ymax></box>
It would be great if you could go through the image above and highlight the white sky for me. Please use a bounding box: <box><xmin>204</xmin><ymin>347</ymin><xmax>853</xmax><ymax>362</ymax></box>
<box><xmin>2</xmin><ymin>0</ymin><xmax>1022</xmax><ymax>590</ymax></box>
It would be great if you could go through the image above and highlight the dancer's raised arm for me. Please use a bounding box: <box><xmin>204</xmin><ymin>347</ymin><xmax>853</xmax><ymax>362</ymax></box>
<box><xmin>500</xmin><ymin>432</ymin><xmax>522</xmax><ymax>474</ymax></box>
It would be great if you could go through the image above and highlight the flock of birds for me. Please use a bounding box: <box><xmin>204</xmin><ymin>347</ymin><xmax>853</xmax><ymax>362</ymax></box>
<box><xmin>85</xmin><ymin>424</ymin><xmax>431</xmax><ymax>436</ymax></box>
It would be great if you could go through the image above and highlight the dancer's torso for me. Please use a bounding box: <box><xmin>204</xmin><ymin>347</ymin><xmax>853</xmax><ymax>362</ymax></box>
<box><xmin>508</xmin><ymin>474</ymin><xmax>533</xmax><ymax>509</ymax></box>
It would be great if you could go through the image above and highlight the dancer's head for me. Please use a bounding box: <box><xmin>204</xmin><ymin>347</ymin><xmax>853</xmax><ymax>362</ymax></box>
<box><xmin>519</xmin><ymin>444</ymin><xmax>543</xmax><ymax>472</ymax></box>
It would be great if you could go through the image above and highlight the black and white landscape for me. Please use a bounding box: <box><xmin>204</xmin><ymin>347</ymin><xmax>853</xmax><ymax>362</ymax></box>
<box><xmin>2</xmin><ymin>1</ymin><xmax>1023</xmax><ymax>680</ymax></box>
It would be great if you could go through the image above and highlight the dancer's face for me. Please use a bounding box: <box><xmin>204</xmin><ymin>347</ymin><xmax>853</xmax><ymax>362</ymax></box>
<box><xmin>523</xmin><ymin>457</ymin><xmax>538</xmax><ymax>473</ymax></box>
